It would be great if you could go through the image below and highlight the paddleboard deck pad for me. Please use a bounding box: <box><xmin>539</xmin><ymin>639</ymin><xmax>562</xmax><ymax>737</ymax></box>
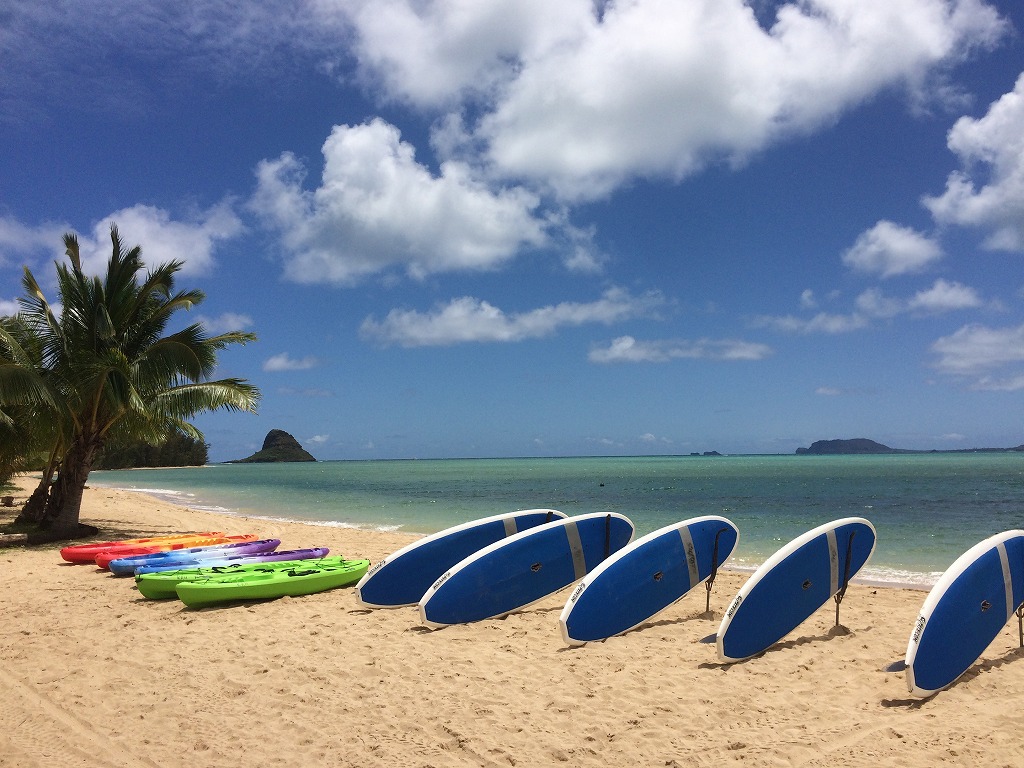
<box><xmin>419</xmin><ymin>512</ymin><xmax>634</xmax><ymax>629</ymax></box>
<box><xmin>559</xmin><ymin>515</ymin><xmax>738</xmax><ymax>645</ymax></box>
<box><xmin>905</xmin><ymin>529</ymin><xmax>1024</xmax><ymax>698</ymax></box>
<box><xmin>355</xmin><ymin>509</ymin><xmax>566</xmax><ymax>608</ymax></box>
<box><xmin>717</xmin><ymin>517</ymin><xmax>876</xmax><ymax>662</ymax></box>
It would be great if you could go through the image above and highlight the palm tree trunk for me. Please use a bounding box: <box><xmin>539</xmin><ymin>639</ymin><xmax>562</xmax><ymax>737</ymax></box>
<box><xmin>14</xmin><ymin>451</ymin><xmax>60</xmax><ymax>525</ymax></box>
<box><xmin>41</xmin><ymin>438</ymin><xmax>99</xmax><ymax>534</ymax></box>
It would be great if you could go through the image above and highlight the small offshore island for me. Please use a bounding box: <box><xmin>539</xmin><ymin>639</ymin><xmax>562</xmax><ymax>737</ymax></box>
<box><xmin>795</xmin><ymin>438</ymin><xmax>1024</xmax><ymax>455</ymax></box>
<box><xmin>228</xmin><ymin>429</ymin><xmax>317</xmax><ymax>463</ymax></box>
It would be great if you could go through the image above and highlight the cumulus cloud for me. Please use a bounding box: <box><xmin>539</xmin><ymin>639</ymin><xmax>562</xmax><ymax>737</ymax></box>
<box><xmin>931</xmin><ymin>322</ymin><xmax>1024</xmax><ymax>374</ymax></box>
<box><xmin>924</xmin><ymin>72</ymin><xmax>1024</xmax><ymax>250</ymax></box>
<box><xmin>360</xmin><ymin>287</ymin><xmax>663</xmax><ymax>347</ymax></box>
<box><xmin>198</xmin><ymin>312</ymin><xmax>255</xmax><ymax>334</ymax></box>
<box><xmin>324</xmin><ymin>0</ymin><xmax>586</xmax><ymax>108</ymax></box>
<box><xmin>907</xmin><ymin>279</ymin><xmax>984</xmax><ymax>312</ymax></box>
<box><xmin>753</xmin><ymin>311</ymin><xmax>870</xmax><ymax>334</ymax></box>
<box><xmin>464</xmin><ymin>0</ymin><xmax>1003</xmax><ymax>200</ymax></box>
<box><xmin>931</xmin><ymin>322</ymin><xmax>1024</xmax><ymax>390</ymax></box>
<box><xmin>0</xmin><ymin>216</ymin><xmax>67</xmax><ymax>267</ymax></box>
<box><xmin>72</xmin><ymin>202</ymin><xmax>243</xmax><ymax>276</ymax></box>
<box><xmin>842</xmin><ymin>221</ymin><xmax>943</xmax><ymax>277</ymax></box>
<box><xmin>0</xmin><ymin>298</ymin><xmax>21</xmax><ymax>316</ymax></box>
<box><xmin>588</xmin><ymin>335</ymin><xmax>773</xmax><ymax>363</ymax></box>
<box><xmin>250</xmin><ymin>119</ymin><xmax>548</xmax><ymax>285</ymax></box>
<box><xmin>262</xmin><ymin>353</ymin><xmax>320</xmax><ymax>371</ymax></box>
<box><xmin>758</xmin><ymin>279</ymin><xmax>985</xmax><ymax>332</ymax></box>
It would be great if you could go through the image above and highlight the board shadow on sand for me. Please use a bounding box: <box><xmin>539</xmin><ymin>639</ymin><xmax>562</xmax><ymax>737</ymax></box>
<box><xmin>699</xmin><ymin>624</ymin><xmax>853</xmax><ymax>669</ymax></box>
<box><xmin>882</xmin><ymin>645</ymin><xmax>1024</xmax><ymax>706</ymax></box>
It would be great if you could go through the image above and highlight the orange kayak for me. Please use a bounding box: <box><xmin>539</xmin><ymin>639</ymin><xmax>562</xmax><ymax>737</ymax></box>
<box><xmin>60</xmin><ymin>532</ymin><xmax>227</xmax><ymax>564</ymax></box>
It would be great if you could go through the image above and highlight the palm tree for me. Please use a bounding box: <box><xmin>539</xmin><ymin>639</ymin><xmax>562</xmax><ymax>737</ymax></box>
<box><xmin>0</xmin><ymin>314</ymin><xmax>63</xmax><ymax>495</ymax></box>
<box><xmin>8</xmin><ymin>225</ymin><xmax>260</xmax><ymax>535</ymax></box>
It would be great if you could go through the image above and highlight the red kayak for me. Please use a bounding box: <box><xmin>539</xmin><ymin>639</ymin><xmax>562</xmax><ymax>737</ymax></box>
<box><xmin>60</xmin><ymin>532</ymin><xmax>227</xmax><ymax>564</ymax></box>
<box><xmin>92</xmin><ymin>534</ymin><xmax>260</xmax><ymax>569</ymax></box>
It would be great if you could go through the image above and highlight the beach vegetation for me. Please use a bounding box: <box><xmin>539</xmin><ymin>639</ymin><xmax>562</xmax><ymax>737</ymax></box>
<box><xmin>0</xmin><ymin>225</ymin><xmax>260</xmax><ymax>538</ymax></box>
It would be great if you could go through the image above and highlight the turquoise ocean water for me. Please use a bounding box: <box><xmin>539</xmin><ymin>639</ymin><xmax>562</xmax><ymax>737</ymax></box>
<box><xmin>90</xmin><ymin>453</ymin><xmax>1024</xmax><ymax>587</ymax></box>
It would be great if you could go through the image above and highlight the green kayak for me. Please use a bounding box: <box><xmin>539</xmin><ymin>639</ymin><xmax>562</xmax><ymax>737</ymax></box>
<box><xmin>175</xmin><ymin>559</ymin><xmax>370</xmax><ymax>608</ymax></box>
<box><xmin>136</xmin><ymin>556</ymin><xmax>351</xmax><ymax>600</ymax></box>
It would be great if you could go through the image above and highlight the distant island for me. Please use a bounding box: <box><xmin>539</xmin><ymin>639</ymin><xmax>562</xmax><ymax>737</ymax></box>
<box><xmin>796</xmin><ymin>438</ymin><xmax>1024</xmax><ymax>455</ymax></box>
<box><xmin>229</xmin><ymin>430</ymin><xmax>317</xmax><ymax>463</ymax></box>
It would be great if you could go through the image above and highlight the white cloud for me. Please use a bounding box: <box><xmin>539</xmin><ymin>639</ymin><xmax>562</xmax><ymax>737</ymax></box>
<box><xmin>907</xmin><ymin>279</ymin><xmax>984</xmax><ymax>312</ymax></box>
<box><xmin>760</xmin><ymin>279</ymin><xmax>985</xmax><ymax>332</ymax></box>
<box><xmin>262</xmin><ymin>353</ymin><xmax>320</xmax><ymax>372</ymax></box>
<box><xmin>924</xmin><ymin>72</ymin><xmax>1024</xmax><ymax>250</ymax></box>
<box><xmin>931</xmin><ymin>322</ymin><xmax>1024</xmax><ymax>375</ymax></box>
<box><xmin>588</xmin><ymin>335</ymin><xmax>773</xmax><ymax>364</ymax></box>
<box><xmin>0</xmin><ymin>298</ymin><xmax>21</xmax><ymax>316</ymax></box>
<box><xmin>815</xmin><ymin>386</ymin><xmax>843</xmax><ymax>396</ymax></box>
<box><xmin>800</xmin><ymin>289</ymin><xmax>817</xmax><ymax>309</ymax></box>
<box><xmin>842</xmin><ymin>221</ymin><xmax>943</xmax><ymax>277</ymax></box>
<box><xmin>250</xmin><ymin>119</ymin><xmax>549</xmax><ymax>285</ymax></box>
<box><xmin>73</xmin><ymin>202</ymin><xmax>243</xmax><ymax>277</ymax></box>
<box><xmin>468</xmin><ymin>0</ymin><xmax>1006</xmax><ymax>200</ymax></box>
<box><xmin>0</xmin><ymin>216</ymin><xmax>67</xmax><ymax>268</ymax></box>
<box><xmin>307</xmin><ymin>434</ymin><xmax>330</xmax><ymax>444</ymax></box>
<box><xmin>854</xmin><ymin>288</ymin><xmax>903</xmax><ymax>319</ymax></box>
<box><xmin>325</xmin><ymin>0</ymin><xmax>587</xmax><ymax>108</ymax></box>
<box><xmin>198</xmin><ymin>312</ymin><xmax>254</xmax><ymax>334</ymax></box>
<box><xmin>753</xmin><ymin>311</ymin><xmax>870</xmax><ymax>334</ymax></box>
<box><xmin>360</xmin><ymin>287</ymin><xmax>663</xmax><ymax>347</ymax></box>
<box><xmin>971</xmin><ymin>374</ymin><xmax>1024</xmax><ymax>392</ymax></box>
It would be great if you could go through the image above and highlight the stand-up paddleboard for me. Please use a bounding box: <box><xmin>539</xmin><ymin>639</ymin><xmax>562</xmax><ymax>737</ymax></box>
<box><xmin>559</xmin><ymin>515</ymin><xmax>738</xmax><ymax>645</ymax></box>
<box><xmin>717</xmin><ymin>517</ymin><xmax>876</xmax><ymax>662</ymax></box>
<box><xmin>419</xmin><ymin>512</ymin><xmax>635</xmax><ymax>629</ymax></box>
<box><xmin>355</xmin><ymin>509</ymin><xmax>566</xmax><ymax>608</ymax></box>
<box><xmin>905</xmin><ymin>529</ymin><xmax>1024</xmax><ymax>698</ymax></box>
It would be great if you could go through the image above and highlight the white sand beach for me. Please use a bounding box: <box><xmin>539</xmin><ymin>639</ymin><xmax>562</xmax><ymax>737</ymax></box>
<box><xmin>2</xmin><ymin>475</ymin><xmax>1023</xmax><ymax>767</ymax></box>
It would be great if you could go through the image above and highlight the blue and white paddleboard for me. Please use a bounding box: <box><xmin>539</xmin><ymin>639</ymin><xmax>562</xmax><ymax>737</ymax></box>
<box><xmin>717</xmin><ymin>517</ymin><xmax>876</xmax><ymax>662</ymax></box>
<box><xmin>354</xmin><ymin>509</ymin><xmax>565</xmax><ymax>608</ymax></box>
<box><xmin>905</xmin><ymin>529</ymin><xmax>1024</xmax><ymax>698</ymax></box>
<box><xmin>419</xmin><ymin>512</ymin><xmax>635</xmax><ymax>629</ymax></box>
<box><xmin>558</xmin><ymin>515</ymin><xmax>739</xmax><ymax>646</ymax></box>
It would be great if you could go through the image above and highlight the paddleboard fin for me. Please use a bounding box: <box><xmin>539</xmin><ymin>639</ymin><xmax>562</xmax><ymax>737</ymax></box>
<box><xmin>1018</xmin><ymin>604</ymin><xmax>1024</xmax><ymax>648</ymax></box>
<box><xmin>833</xmin><ymin>530</ymin><xmax>858</xmax><ymax>627</ymax></box>
<box><xmin>705</xmin><ymin>526</ymin><xmax>730</xmax><ymax>613</ymax></box>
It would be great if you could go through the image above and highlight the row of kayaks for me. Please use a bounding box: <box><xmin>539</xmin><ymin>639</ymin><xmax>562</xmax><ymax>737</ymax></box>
<box><xmin>60</xmin><ymin>533</ymin><xmax>368</xmax><ymax>607</ymax></box>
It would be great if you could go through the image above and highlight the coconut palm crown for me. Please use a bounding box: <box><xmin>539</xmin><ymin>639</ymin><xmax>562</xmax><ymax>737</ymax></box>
<box><xmin>5</xmin><ymin>225</ymin><xmax>260</xmax><ymax>534</ymax></box>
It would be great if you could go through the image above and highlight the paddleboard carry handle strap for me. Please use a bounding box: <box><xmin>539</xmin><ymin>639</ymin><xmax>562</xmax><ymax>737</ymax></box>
<box><xmin>833</xmin><ymin>530</ymin><xmax>857</xmax><ymax>627</ymax></box>
<box><xmin>705</xmin><ymin>526</ymin><xmax>729</xmax><ymax>613</ymax></box>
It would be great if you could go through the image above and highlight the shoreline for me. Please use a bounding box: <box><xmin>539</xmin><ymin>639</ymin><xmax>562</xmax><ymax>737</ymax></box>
<box><xmin>85</xmin><ymin>474</ymin><xmax>938</xmax><ymax>591</ymax></box>
<box><xmin>3</xmin><ymin>476</ymin><xmax>1022</xmax><ymax>766</ymax></box>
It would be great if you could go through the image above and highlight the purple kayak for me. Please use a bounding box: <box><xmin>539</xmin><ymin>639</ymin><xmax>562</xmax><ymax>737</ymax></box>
<box><xmin>132</xmin><ymin>547</ymin><xmax>331</xmax><ymax>575</ymax></box>
<box><xmin>107</xmin><ymin>538</ymin><xmax>281</xmax><ymax>576</ymax></box>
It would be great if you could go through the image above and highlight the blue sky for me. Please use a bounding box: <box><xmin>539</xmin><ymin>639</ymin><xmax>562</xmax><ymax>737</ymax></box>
<box><xmin>3</xmin><ymin>0</ymin><xmax>1024</xmax><ymax>461</ymax></box>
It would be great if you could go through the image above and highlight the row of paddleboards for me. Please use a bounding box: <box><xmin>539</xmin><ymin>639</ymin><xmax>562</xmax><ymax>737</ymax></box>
<box><xmin>353</xmin><ymin>508</ymin><xmax>1024</xmax><ymax>698</ymax></box>
<box><xmin>56</xmin><ymin>513</ymin><xmax>1024</xmax><ymax>698</ymax></box>
<box><xmin>60</xmin><ymin>533</ymin><xmax>369</xmax><ymax>606</ymax></box>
